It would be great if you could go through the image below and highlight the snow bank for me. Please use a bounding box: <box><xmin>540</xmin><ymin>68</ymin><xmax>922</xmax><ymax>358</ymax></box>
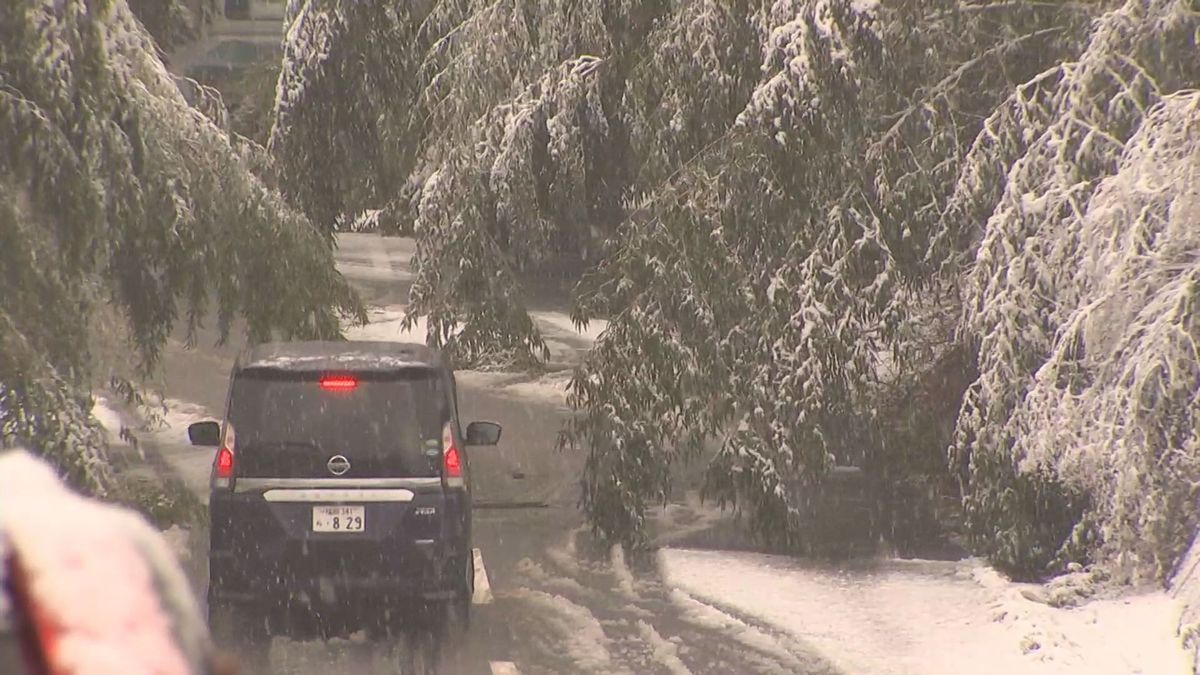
<box><xmin>660</xmin><ymin>548</ymin><xmax>1189</xmax><ymax>675</ymax></box>
<box><xmin>454</xmin><ymin>369</ymin><xmax>574</xmax><ymax>408</ymax></box>
<box><xmin>609</xmin><ymin>544</ymin><xmax>638</xmax><ymax>600</ymax></box>
<box><xmin>506</xmin><ymin>588</ymin><xmax>614</xmax><ymax>671</ymax></box>
<box><xmin>635</xmin><ymin>619</ymin><xmax>690</xmax><ymax>675</ymax></box>
<box><xmin>972</xmin><ymin>566</ymin><xmax>1187</xmax><ymax>674</ymax></box>
<box><xmin>514</xmin><ymin>558</ymin><xmax>596</xmax><ymax>598</ymax></box>
<box><xmin>645</xmin><ymin>492</ymin><xmax>738</xmax><ymax>547</ymax></box>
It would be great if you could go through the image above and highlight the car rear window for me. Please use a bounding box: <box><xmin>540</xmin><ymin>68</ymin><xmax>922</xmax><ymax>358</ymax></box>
<box><xmin>227</xmin><ymin>368</ymin><xmax>450</xmax><ymax>479</ymax></box>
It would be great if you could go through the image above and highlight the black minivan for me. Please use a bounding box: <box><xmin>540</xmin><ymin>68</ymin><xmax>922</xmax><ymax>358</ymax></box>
<box><xmin>188</xmin><ymin>341</ymin><xmax>500</xmax><ymax>660</ymax></box>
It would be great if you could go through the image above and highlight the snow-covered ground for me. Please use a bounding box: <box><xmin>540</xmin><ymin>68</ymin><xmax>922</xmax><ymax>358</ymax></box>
<box><xmin>92</xmin><ymin>334</ymin><xmax>1194</xmax><ymax>675</ymax></box>
<box><xmin>84</xmin><ymin>234</ymin><xmax>1197</xmax><ymax>674</ymax></box>
<box><xmin>92</xmin><ymin>395</ymin><xmax>216</xmax><ymax>500</ymax></box>
<box><xmin>659</xmin><ymin>547</ymin><xmax>1190</xmax><ymax>675</ymax></box>
<box><xmin>92</xmin><ymin>349</ymin><xmax>1195</xmax><ymax>675</ymax></box>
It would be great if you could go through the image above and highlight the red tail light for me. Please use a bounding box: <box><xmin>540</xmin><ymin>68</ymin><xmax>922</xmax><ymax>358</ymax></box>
<box><xmin>442</xmin><ymin>423</ymin><xmax>462</xmax><ymax>480</ymax></box>
<box><xmin>215</xmin><ymin>446</ymin><xmax>234</xmax><ymax>478</ymax></box>
<box><xmin>215</xmin><ymin>423</ymin><xmax>236</xmax><ymax>485</ymax></box>
<box><xmin>320</xmin><ymin>375</ymin><xmax>358</xmax><ymax>392</ymax></box>
<box><xmin>444</xmin><ymin>445</ymin><xmax>462</xmax><ymax>477</ymax></box>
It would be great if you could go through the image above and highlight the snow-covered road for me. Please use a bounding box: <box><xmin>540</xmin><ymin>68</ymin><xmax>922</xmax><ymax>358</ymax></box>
<box><xmin>119</xmin><ymin>232</ymin><xmax>830</xmax><ymax>674</ymax></box>
<box><xmin>101</xmin><ymin>231</ymin><xmax>1190</xmax><ymax>675</ymax></box>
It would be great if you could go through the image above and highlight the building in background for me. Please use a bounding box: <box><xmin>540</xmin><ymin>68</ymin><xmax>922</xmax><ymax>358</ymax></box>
<box><xmin>169</xmin><ymin>0</ymin><xmax>285</xmax><ymax>84</ymax></box>
<box><xmin>222</xmin><ymin>0</ymin><xmax>286</xmax><ymax>21</ymax></box>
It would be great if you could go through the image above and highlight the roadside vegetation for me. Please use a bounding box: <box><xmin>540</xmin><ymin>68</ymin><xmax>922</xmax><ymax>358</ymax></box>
<box><xmin>0</xmin><ymin>0</ymin><xmax>364</xmax><ymax>499</ymax></box>
<box><xmin>3</xmin><ymin>0</ymin><xmax>1198</xmax><ymax>585</ymax></box>
<box><xmin>270</xmin><ymin>0</ymin><xmax>1200</xmax><ymax>583</ymax></box>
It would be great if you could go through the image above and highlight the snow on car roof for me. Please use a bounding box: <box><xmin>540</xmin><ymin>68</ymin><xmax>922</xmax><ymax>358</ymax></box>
<box><xmin>237</xmin><ymin>340</ymin><xmax>444</xmax><ymax>372</ymax></box>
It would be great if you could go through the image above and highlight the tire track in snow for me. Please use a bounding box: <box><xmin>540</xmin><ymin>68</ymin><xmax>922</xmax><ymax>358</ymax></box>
<box><xmin>636</xmin><ymin>620</ymin><xmax>692</xmax><ymax>675</ymax></box>
<box><xmin>506</xmin><ymin>524</ymin><xmax>833</xmax><ymax>674</ymax></box>
<box><xmin>609</xmin><ymin>543</ymin><xmax>639</xmax><ymax>600</ymax></box>
<box><xmin>667</xmin><ymin>588</ymin><xmax>839</xmax><ymax>675</ymax></box>
<box><xmin>505</xmin><ymin>587</ymin><xmax>621</xmax><ymax>674</ymax></box>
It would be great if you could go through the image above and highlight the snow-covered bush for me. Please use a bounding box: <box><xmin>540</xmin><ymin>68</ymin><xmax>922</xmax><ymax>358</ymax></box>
<box><xmin>0</xmin><ymin>0</ymin><xmax>363</xmax><ymax>493</ymax></box>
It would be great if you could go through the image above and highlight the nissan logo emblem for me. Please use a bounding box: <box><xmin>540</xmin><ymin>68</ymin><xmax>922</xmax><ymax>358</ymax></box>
<box><xmin>327</xmin><ymin>455</ymin><xmax>351</xmax><ymax>477</ymax></box>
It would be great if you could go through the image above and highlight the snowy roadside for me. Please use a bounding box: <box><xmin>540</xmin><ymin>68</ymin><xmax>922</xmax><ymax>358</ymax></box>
<box><xmin>1171</xmin><ymin>535</ymin><xmax>1200</xmax><ymax>672</ymax></box>
<box><xmin>658</xmin><ymin>547</ymin><xmax>1189</xmax><ymax>675</ymax></box>
<box><xmin>90</xmin><ymin>394</ymin><xmax>213</xmax><ymax>586</ymax></box>
<box><xmin>92</xmin><ymin>395</ymin><xmax>215</xmax><ymax>502</ymax></box>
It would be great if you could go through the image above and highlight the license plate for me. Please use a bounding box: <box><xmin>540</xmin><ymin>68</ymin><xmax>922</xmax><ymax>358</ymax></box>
<box><xmin>312</xmin><ymin>505</ymin><xmax>365</xmax><ymax>533</ymax></box>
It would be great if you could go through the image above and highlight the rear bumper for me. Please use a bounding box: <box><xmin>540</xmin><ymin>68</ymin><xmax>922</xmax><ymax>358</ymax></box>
<box><xmin>208</xmin><ymin>584</ymin><xmax>457</xmax><ymax>604</ymax></box>
<box><xmin>208</xmin><ymin>543</ymin><xmax>463</xmax><ymax>605</ymax></box>
<box><xmin>206</xmin><ymin>484</ymin><xmax>471</xmax><ymax>608</ymax></box>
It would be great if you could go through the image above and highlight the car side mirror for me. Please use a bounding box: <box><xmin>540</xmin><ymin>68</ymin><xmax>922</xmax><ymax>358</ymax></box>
<box><xmin>465</xmin><ymin>421</ymin><xmax>502</xmax><ymax>446</ymax></box>
<box><xmin>188</xmin><ymin>421</ymin><xmax>221</xmax><ymax>447</ymax></box>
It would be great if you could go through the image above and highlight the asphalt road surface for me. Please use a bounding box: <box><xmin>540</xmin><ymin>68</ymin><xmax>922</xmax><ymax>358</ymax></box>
<box><xmin>146</xmin><ymin>233</ymin><xmax>838</xmax><ymax>675</ymax></box>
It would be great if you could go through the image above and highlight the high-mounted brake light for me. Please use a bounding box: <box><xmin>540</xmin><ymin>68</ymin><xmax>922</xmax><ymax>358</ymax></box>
<box><xmin>320</xmin><ymin>375</ymin><xmax>358</xmax><ymax>392</ymax></box>
<box><xmin>442</xmin><ymin>423</ymin><xmax>463</xmax><ymax>485</ymax></box>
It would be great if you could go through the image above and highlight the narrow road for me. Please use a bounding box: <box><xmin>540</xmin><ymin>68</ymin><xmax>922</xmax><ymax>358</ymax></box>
<box><xmin>146</xmin><ymin>233</ymin><xmax>839</xmax><ymax>675</ymax></box>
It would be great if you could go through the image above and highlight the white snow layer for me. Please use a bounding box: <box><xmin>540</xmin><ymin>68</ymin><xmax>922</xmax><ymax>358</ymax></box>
<box><xmin>507</xmin><ymin>588</ymin><xmax>615</xmax><ymax>672</ymax></box>
<box><xmin>89</xmin><ymin>397</ymin><xmax>125</xmax><ymax>441</ymax></box>
<box><xmin>659</xmin><ymin>548</ymin><xmax>1190</xmax><ymax>675</ymax></box>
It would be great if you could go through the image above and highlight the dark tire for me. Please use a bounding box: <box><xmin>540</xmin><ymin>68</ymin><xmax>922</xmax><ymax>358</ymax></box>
<box><xmin>421</xmin><ymin>555</ymin><xmax>474</xmax><ymax>637</ymax></box>
<box><xmin>208</xmin><ymin>599</ymin><xmax>270</xmax><ymax>673</ymax></box>
<box><xmin>404</xmin><ymin>629</ymin><xmax>437</xmax><ymax>675</ymax></box>
<box><xmin>450</xmin><ymin>552</ymin><xmax>473</xmax><ymax>631</ymax></box>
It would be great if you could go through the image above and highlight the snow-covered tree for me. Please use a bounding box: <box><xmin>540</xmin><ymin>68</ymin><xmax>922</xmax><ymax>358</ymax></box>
<box><xmin>270</xmin><ymin>0</ymin><xmax>437</xmax><ymax>234</ymax></box>
<box><xmin>274</xmin><ymin>0</ymin><xmax>672</xmax><ymax>365</ymax></box>
<box><xmin>565</xmin><ymin>0</ymin><xmax>1092</xmax><ymax>551</ymax></box>
<box><xmin>268</xmin><ymin>0</ymin><xmax>1199</xmax><ymax>580</ymax></box>
<box><xmin>0</xmin><ymin>0</ymin><xmax>363</xmax><ymax>493</ymax></box>
<box><xmin>571</xmin><ymin>0</ymin><xmax>893</xmax><ymax>547</ymax></box>
<box><xmin>624</xmin><ymin>0</ymin><xmax>764</xmax><ymax>188</ymax></box>
<box><xmin>947</xmin><ymin>0</ymin><xmax>1200</xmax><ymax>580</ymax></box>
